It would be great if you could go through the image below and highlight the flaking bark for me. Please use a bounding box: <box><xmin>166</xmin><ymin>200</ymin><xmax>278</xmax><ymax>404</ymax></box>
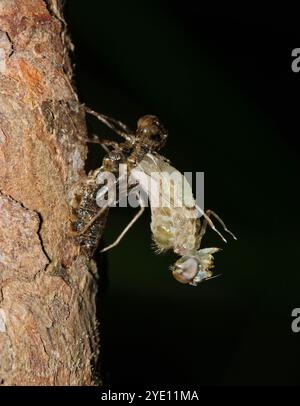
<box><xmin>0</xmin><ymin>0</ymin><xmax>100</xmax><ymax>385</ymax></box>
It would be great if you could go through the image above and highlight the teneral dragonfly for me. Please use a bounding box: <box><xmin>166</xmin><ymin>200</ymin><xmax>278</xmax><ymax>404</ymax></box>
<box><xmin>71</xmin><ymin>107</ymin><xmax>236</xmax><ymax>285</ymax></box>
<box><xmin>130</xmin><ymin>153</ymin><xmax>236</xmax><ymax>286</ymax></box>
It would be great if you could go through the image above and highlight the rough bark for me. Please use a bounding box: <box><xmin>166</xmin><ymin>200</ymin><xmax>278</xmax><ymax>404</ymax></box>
<box><xmin>0</xmin><ymin>0</ymin><xmax>100</xmax><ymax>385</ymax></box>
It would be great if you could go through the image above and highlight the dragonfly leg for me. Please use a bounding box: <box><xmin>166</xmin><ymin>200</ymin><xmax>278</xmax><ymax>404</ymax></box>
<box><xmin>86</xmin><ymin>137</ymin><xmax>121</xmax><ymax>155</ymax></box>
<box><xmin>205</xmin><ymin>210</ymin><xmax>237</xmax><ymax>240</ymax></box>
<box><xmin>198</xmin><ymin>209</ymin><xmax>236</xmax><ymax>247</ymax></box>
<box><xmin>70</xmin><ymin>205</ymin><xmax>109</xmax><ymax>237</ymax></box>
<box><xmin>70</xmin><ymin>170</ymin><xmax>132</xmax><ymax>237</ymax></box>
<box><xmin>100</xmin><ymin>196</ymin><xmax>145</xmax><ymax>253</ymax></box>
<box><xmin>84</xmin><ymin>105</ymin><xmax>135</xmax><ymax>143</ymax></box>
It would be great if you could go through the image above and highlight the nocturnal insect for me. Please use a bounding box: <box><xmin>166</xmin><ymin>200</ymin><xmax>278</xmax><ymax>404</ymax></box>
<box><xmin>71</xmin><ymin>107</ymin><xmax>236</xmax><ymax>285</ymax></box>
<box><xmin>130</xmin><ymin>154</ymin><xmax>236</xmax><ymax>286</ymax></box>
<box><xmin>70</xmin><ymin>109</ymin><xmax>168</xmax><ymax>256</ymax></box>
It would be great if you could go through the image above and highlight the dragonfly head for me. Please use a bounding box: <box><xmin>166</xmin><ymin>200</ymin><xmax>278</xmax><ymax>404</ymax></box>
<box><xmin>136</xmin><ymin>115</ymin><xmax>168</xmax><ymax>151</ymax></box>
<box><xmin>172</xmin><ymin>248</ymin><xmax>220</xmax><ymax>286</ymax></box>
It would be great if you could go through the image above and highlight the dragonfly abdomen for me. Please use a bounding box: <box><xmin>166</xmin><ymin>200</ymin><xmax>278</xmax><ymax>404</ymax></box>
<box><xmin>150</xmin><ymin>207</ymin><xmax>200</xmax><ymax>255</ymax></box>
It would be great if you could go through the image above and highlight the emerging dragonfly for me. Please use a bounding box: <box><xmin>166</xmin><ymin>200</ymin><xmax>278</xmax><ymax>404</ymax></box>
<box><xmin>71</xmin><ymin>107</ymin><xmax>236</xmax><ymax>285</ymax></box>
<box><xmin>70</xmin><ymin>109</ymin><xmax>168</xmax><ymax>256</ymax></box>
<box><xmin>130</xmin><ymin>154</ymin><xmax>236</xmax><ymax>286</ymax></box>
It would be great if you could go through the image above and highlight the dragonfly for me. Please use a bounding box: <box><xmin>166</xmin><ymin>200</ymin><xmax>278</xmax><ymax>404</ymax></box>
<box><xmin>130</xmin><ymin>153</ymin><xmax>236</xmax><ymax>286</ymax></box>
<box><xmin>70</xmin><ymin>108</ymin><xmax>168</xmax><ymax>256</ymax></box>
<box><xmin>71</xmin><ymin>107</ymin><xmax>236</xmax><ymax>285</ymax></box>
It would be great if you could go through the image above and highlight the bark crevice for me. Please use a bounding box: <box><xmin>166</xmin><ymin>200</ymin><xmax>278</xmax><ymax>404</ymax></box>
<box><xmin>0</xmin><ymin>0</ymin><xmax>100</xmax><ymax>385</ymax></box>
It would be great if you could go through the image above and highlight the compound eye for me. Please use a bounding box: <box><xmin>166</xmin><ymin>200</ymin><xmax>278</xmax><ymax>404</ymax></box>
<box><xmin>150</xmin><ymin>132</ymin><xmax>162</xmax><ymax>143</ymax></box>
<box><xmin>172</xmin><ymin>257</ymin><xmax>198</xmax><ymax>284</ymax></box>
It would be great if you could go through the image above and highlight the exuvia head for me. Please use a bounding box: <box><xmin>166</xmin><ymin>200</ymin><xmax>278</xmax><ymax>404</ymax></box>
<box><xmin>136</xmin><ymin>115</ymin><xmax>168</xmax><ymax>151</ymax></box>
<box><xmin>171</xmin><ymin>248</ymin><xmax>220</xmax><ymax>286</ymax></box>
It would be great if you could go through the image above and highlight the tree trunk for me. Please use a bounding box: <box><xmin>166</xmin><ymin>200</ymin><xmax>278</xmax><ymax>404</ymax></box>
<box><xmin>0</xmin><ymin>0</ymin><xmax>100</xmax><ymax>385</ymax></box>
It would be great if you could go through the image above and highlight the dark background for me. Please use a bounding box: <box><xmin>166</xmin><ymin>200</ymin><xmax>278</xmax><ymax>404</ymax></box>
<box><xmin>66</xmin><ymin>1</ymin><xmax>300</xmax><ymax>384</ymax></box>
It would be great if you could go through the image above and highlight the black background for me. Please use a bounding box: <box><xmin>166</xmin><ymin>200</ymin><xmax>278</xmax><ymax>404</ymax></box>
<box><xmin>65</xmin><ymin>1</ymin><xmax>300</xmax><ymax>384</ymax></box>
